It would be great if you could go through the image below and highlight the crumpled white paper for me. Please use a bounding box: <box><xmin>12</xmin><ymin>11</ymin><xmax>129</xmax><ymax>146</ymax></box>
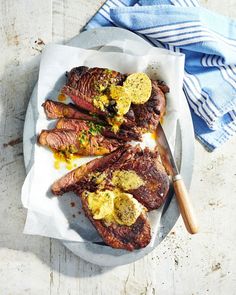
<box><xmin>21</xmin><ymin>42</ymin><xmax>185</xmax><ymax>245</ymax></box>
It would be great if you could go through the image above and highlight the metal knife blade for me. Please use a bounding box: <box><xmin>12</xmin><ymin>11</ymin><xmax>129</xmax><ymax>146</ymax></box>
<box><xmin>156</xmin><ymin>124</ymin><xmax>179</xmax><ymax>177</ymax></box>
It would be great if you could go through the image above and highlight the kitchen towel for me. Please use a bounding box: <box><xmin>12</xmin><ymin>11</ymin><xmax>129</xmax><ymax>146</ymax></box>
<box><xmin>84</xmin><ymin>0</ymin><xmax>236</xmax><ymax>151</ymax></box>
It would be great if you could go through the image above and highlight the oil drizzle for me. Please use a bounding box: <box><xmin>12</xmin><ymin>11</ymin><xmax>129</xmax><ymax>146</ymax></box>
<box><xmin>151</xmin><ymin>130</ymin><xmax>158</xmax><ymax>141</ymax></box>
<box><xmin>53</xmin><ymin>152</ymin><xmax>80</xmax><ymax>170</ymax></box>
<box><xmin>58</xmin><ymin>93</ymin><xmax>66</xmax><ymax>102</ymax></box>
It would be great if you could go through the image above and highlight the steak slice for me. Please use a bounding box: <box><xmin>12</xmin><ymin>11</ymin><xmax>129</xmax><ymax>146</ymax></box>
<box><xmin>42</xmin><ymin>99</ymin><xmax>103</xmax><ymax>123</ymax></box>
<box><xmin>124</xmin><ymin>81</ymin><xmax>168</xmax><ymax>132</ymax></box>
<box><xmin>56</xmin><ymin>118</ymin><xmax>141</xmax><ymax>142</ymax></box>
<box><xmin>82</xmin><ymin>202</ymin><xmax>151</xmax><ymax>251</ymax></box>
<box><xmin>61</xmin><ymin>66</ymin><xmax>125</xmax><ymax>115</ymax></box>
<box><xmin>105</xmin><ymin>146</ymin><xmax>170</xmax><ymax>210</ymax></box>
<box><xmin>62</xmin><ymin>66</ymin><xmax>125</xmax><ymax>100</ymax></box>
<box><xmin>38</xmin><ymin>128</ymin><xmax>123</xmax><ymax>156</ymax></box>
<box><xmin>52</xmin><ymin>145</ymin><xmax>169</xmax><ymax>210</ymax></box>
<box><xmin>52</xmin><ymin>146</ymin><xmax>130</xmax><ymax>196</ymax></box>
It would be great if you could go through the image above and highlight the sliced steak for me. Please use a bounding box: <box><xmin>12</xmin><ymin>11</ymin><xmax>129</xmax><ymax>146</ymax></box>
<box><xmin>42</xmin><ymin>99</ymin><xmax>103</xmax><ymax>123</ymax></box>
<box><xmin>61</xmin><ymin>67</ymin><xmax>168</xmax><ymax>133</ymax></box>
<box><xmin>56</xmin><ymin>118</ymin><xmax>141</xmax><ymax>142</ymax></box>
<box><xmin>61</xmin><ymin>66</ymin><xmax>125</xmax><ymax>115</ymax></box>
<box><xmin>38</xmin><ymin>128</ymin><xmax>123</xmax><ymax>156</ymax></box>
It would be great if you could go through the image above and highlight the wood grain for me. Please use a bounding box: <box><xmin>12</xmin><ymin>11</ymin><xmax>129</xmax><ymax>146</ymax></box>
<box><xmin>173</xmin><ymin>177</ymin><xmax>199</xmax><ymax>234</ymax></box>
<box><xmin>0</xmin><ymin>0</ymin><xmax>236</xmax><ymax>294</ymax></box>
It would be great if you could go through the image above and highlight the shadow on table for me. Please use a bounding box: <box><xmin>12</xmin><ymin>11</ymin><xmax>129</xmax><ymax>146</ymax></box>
<box><xmin>0</xmin><ymin>54</ymin><xmax>114</xmax><ymax>278</ymax></box>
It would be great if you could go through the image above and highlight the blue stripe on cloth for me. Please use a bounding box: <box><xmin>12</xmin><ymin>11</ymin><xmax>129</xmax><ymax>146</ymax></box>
<box><xmin>84</xmin><ymin>0</ymin><xmax>236</xmax><ymax>151</ymax></box>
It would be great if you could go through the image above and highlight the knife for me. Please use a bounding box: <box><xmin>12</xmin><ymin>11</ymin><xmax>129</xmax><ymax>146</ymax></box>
<box><xmin>156</xmin><ymin>124</ymin><xmax>199</xmax><ymax>234</ymax></box>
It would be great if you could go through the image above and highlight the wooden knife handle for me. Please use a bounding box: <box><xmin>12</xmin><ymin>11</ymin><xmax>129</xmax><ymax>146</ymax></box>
<box><xmin>173</xmin><ymin>175</ymin><xmax>199</xmax><ymax>234</ymax></box>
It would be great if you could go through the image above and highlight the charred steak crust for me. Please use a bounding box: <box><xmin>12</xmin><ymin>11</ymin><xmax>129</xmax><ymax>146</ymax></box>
<box><xmin>129</xmin><ymin>81</ymin><xmax>168</xmax><ymax>132</ymax></box>
<box><xmin>108</xmin><ymin>146</ymin><xmax>170</xmax><ymax>210</ymax></box>
<box><xmin>82</xmin><ymin>197</ymin><xmax>151</xmax><ymax>251</ymax></box>
<box><xmin>64</xmin><ymin>66</ymin><xmax>125</xmax><ymax>100</ymax></box>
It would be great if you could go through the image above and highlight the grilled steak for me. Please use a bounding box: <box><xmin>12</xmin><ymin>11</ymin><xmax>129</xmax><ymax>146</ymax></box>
<box><xmin>56</xmin><ymin>118</ymin><xmax>141</xmax><ymax>142</ymax></box>
<box><xmin>61</xmin><ymin>67</ymin><xmax>168</xmax><ymax>132</ymax></box>
<box><xmin>51</xmin><ymin>146</ymin><xmax>153</xmax><ymax>250</ymax></box>
<box><xmin>83</xmin><ymin>205</ymin><xmax>151</xmax><ymax>251</ymax></box>
<box><xmin>52</xmin><ymin>146</ymin><xmax>128</xmax><ymax>195</ymax></box>
<box><xmin>61</xmin><ymin>67</ymin><xmax>125</xmax><ymax>115</ymax></box>
<box><xmin>38</xmin><ymin>128</ymin><xmax>123</xmax><ymax>156</ymax></box>
<box><xmin>129</xmin><ymin>80</ymin><xmax>168</xmax><ymax>132</ymax></box>
<box><xmin>52</xmin><ymin>145</ymin><xmax>169</xmax><ymax>210</ymax></box>
<box><xmin>42</xmin><ymin>99</ymin><xmax>103</xmax><ymax>122</ymax></box>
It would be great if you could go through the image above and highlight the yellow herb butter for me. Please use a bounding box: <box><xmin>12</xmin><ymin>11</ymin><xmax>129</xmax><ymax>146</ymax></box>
<box><xmin>112</xmin><ymin>170</ymin><xmax>144</xmax><ymax>191</ymax></box>
<box><xmin>85</xmin><ymin>189</ymin><xmax>145</xmax><ymax>226</ymax></box>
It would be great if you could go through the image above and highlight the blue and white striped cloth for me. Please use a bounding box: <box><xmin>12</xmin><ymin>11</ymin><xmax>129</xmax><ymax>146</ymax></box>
<box><xmin>84</xmin><ymin>0</ymin><xmax>236</xmax><ymax>151</ymax></box>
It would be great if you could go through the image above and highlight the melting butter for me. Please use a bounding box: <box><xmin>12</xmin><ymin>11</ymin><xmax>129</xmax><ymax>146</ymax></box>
<box><xmin>91</xmin><ymin>72</ymin><xmax>152</xmax><ymax>132</ymax></box>
<box><xmin>85</xmin><ymin>189</ymin><xmax>145</xmax><ymax>226</ymax></box>
<box><xmin>111</xmin><ymin>170</ymin><xmax>144</xmax><ymax>191</ymax></box>
<box><xmin>87</xmin><ymin>190</ymin><xmax>115</xmax><ymax>220</ymax></box>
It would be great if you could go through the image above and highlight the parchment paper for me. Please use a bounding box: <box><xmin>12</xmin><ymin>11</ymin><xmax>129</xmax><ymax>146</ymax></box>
<box><xmin>21</xmin><ymin>43</ymin><xmax>184</xmax><ymax>245</ymax></box>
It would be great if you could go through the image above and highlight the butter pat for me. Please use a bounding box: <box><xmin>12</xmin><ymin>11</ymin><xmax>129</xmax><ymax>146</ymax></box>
<box><xmin>124</xmin><ymin>72</ymin><xmax>152</xmax><ymax>104</ymax></box>
<box><xmin>112</xmin><ymin>170</ymin><xmax>144</xmax><ymax>191</ymax></box>
<box><xmin>113</xmin><ymin>192</ymin><xmax>144</xmax><ymax>226</ymax></box>
<box><xmin>87</xmin><ymin>190</ymin><xmax>115</xmax><ymax>220</ymax></box>
<box><xmin>86</xmin><ymin>188</ymin><xmax>145</xmax><ymax>226</ymax></box>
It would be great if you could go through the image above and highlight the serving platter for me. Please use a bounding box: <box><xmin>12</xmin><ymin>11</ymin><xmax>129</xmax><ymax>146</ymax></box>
<box><xmin>23</xmin><ymin>27</ymin><xmax>194</xmax><ymax>266</ymax></box>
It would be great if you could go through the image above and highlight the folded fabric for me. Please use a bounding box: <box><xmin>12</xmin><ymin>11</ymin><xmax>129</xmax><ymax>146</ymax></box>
<box><xmin>85</xmin><ymin>0</ymin><xmax>236</xmax><ymax>151</ymax></box>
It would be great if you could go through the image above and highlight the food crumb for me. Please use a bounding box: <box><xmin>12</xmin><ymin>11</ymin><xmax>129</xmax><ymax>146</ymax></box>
<box><xmin>72</xmin><ymin>214</ymin><xmax>76</xmax><ymax>218</ymax></box>
<box><xmin>70</xmin><ymin>202</ymin><xmax>75</xmax><ymax>207</ymax></box>
<box><xmin>211</xmin><ymin>262</ymin><xmax>221</xmax><ymax>272</ymax></box>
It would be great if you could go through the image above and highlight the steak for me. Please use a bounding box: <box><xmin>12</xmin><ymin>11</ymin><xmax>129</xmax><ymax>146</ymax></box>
<box><xmin>51</xmin><ymin>146</ymin><xmax>152</xmax><ymax>250</ymax></box>
<box><xmin>61</xmin><ymin>66</ymin><xmax>125</xmax><ymax>115</ymax></box>
<box><xmin>52</xmin><ymin>146</ymin><xmax>129</xmax><ymax>196</ymax></box>
<box><xmin>51</xmin><ymin>145</ymin><xmax>169</xmax><ymax>250</ymax></box>
<box><xmin>129</xmin><ymin>80</ymin><xmax>168</xmax><ymax>132</ymax></box>
<box><xmin>83</xmin><ymin>205</ymin><xmax>151</xmax><ymax>251</ymax></box>
<box><xmin>61</xmin><ymin>67</ymin><xmax>168</xmax><ymax>132</ymax></box>
<box><xmin>38</xmin><ymin>128</ymin><xmax>123</xmax><ymax>156</ymax></box>
<box><xmin>52</xmin><ymin>145</ymin><xmax>169</xmax><ymax>210</ymax></box>
<box><xmin>56</xmin><ymin>118</ymin><xmax>141</xmax><ymax>142</ymax></box>
<box><xmin>42</xmin><ymin>99</ymin><xmax>102</xmax><ymax>123</ymax></box>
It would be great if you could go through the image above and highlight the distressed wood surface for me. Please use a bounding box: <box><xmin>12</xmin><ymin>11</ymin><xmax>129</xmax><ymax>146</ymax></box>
<box><xmin>0</xmin><ymin>1</ymin><xmax>236</xmax><ymax>294</ymax></box>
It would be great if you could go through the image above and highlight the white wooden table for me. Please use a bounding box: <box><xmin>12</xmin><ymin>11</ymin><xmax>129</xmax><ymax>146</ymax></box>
<box><xmin>0</xmin><ymin>1</ymin><xmax>236</xmax><ymax>294</ymax></box>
